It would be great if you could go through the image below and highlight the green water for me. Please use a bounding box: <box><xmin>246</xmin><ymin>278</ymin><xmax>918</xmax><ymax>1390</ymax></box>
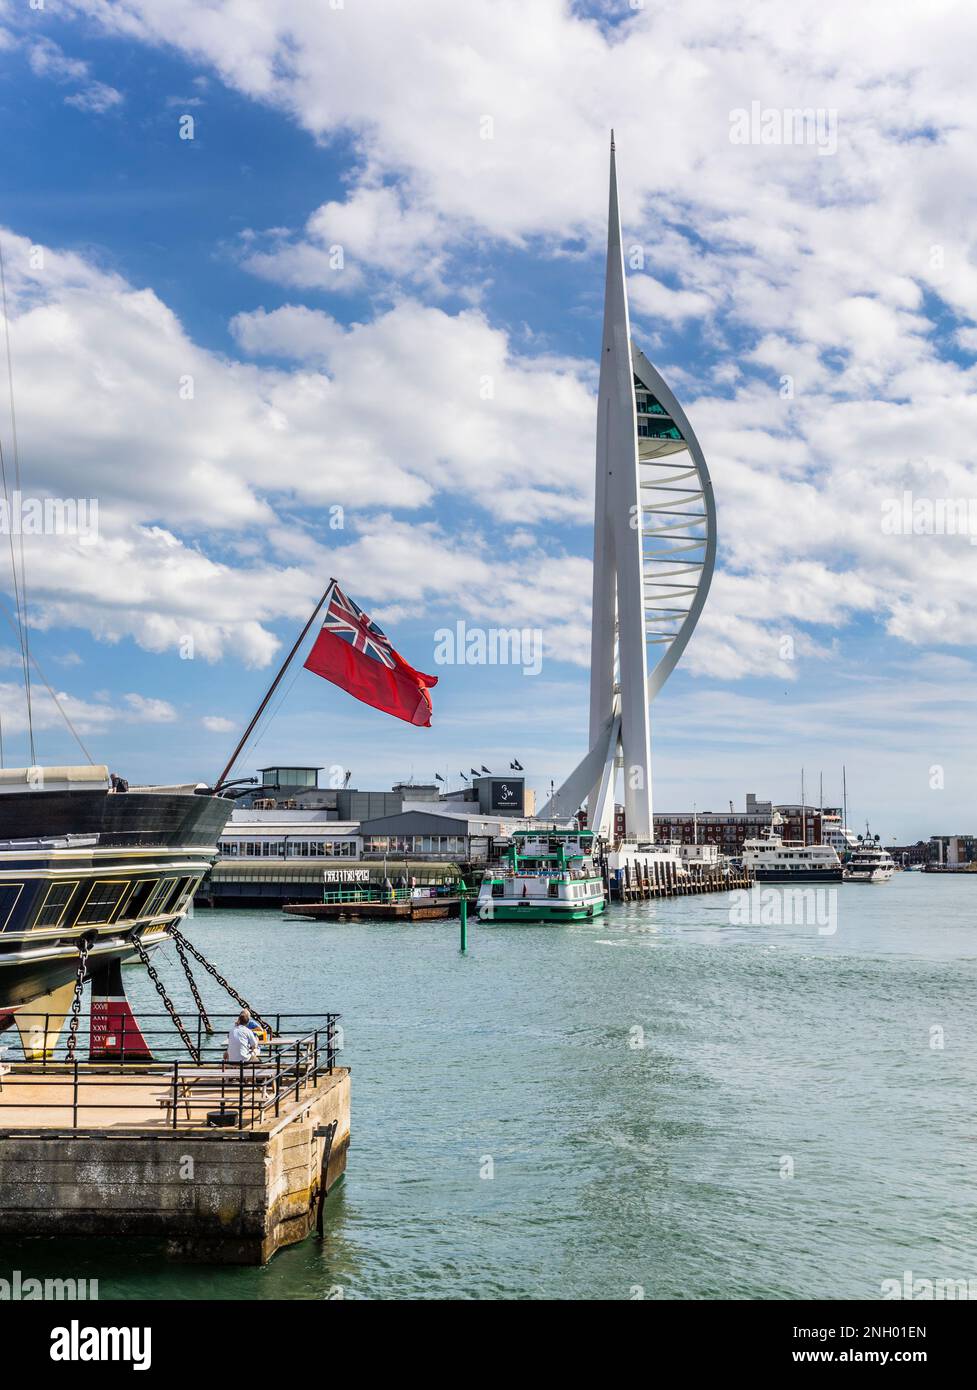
<box><xmin>3</xmin><ymin>873</ymin><xmax>977</xmax><ymax>1300</ymax></box>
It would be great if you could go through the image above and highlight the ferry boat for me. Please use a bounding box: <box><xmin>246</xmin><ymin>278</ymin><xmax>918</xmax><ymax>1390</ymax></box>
<box><xmin>741</xmin><ymin>823</ymin><xmax>843</xmax><ymax>882</ymax></box>
<box><xmin>843</xmin><ymin>835</ymin><xmax>894</xmax><ymax>883</ymax></box>
<box><xmin>476</xmin><ymin>828</ymin><xmax>606</xmax><ymax>922</ymax></box>
<box><xmin>0</xmin><ymin>765</ymin><xmax>231</xmax><ymax>1030</ymax></box>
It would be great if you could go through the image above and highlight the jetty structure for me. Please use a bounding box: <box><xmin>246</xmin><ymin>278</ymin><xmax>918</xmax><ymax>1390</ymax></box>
<box><xmin>0</xmin><ymin>767</ymin><xmax>349</xmax><ymax>1264</ymax></box>
<box><xmin>537</xmin><ymin>135</ymin><xmax>716</xmax><ymax>870</ymax></box>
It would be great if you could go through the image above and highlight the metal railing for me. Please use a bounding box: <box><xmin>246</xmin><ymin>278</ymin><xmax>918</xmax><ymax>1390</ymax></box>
<box><xmin>0</xmin><ymin>1011</ymin><xmax>341</xmax><ymax>1132</ymax></box>
<box><xmin>319</xmin><ymin>884</ymin><xmax>460</xmax><ymax>905</ymax></box>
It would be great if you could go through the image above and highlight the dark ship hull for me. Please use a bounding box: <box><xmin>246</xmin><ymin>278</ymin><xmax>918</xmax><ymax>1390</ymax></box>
<box><xmin>0</xmin><ymin>770</ymin><xmax>231</xmax><ymax>1018</ymax></box>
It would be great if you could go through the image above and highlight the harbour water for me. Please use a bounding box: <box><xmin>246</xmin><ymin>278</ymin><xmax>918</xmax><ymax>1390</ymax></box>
<box><xmin>3</xmin><ymin>873</ymin><xmax>976</xmax><ymax>1300</ymax></box>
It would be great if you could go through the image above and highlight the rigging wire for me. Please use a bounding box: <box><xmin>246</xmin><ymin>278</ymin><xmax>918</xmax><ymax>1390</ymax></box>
<box><xmin>0</xmin><ymin>238</ymin><xmax>35</xmax><ymax>763</ymax></box>
<box><xmin>239</xmin><ymin>664</ymin><xmax>304</xmax><ymax>766</ymax></box>
<box><xmin>0</xmin><ymin>601</ymin><xmax>96</xmax><ymax>765</ymax></box>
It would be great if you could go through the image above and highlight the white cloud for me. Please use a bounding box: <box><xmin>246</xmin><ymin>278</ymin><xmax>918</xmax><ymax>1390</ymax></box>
<box><xmin>124</xmin><ymin>692</ymin><xmax>177</xmax><ymax>722</ymax></box>
<box><xmin>202</xmin><ymin>714</ymin><xmax>235</xmax><ymax>732</ymax></box>
<box><xmin>28</xmin><ymin>38</ymin><xmax>89</xmax><ymax>83</ymax></box>
<box><xmin>0</xmin><ymin>227</ymin><xmax>601</xmax><ymax>664</ymax></box>
<box><xmin>65</xmin><ymin>81</ymin><xmax>124</xmax><ymax>114</ymax></box>
<box><xmin>2</xmin><ymin>227</ymin><xmax>597</xmax><ymax>531</ymax></box>
<box><xmin>242</xmin><ymin>184</ymin><xmax>453</xmax><ymax>290</ymax></box>
<box><xmin>11</xmin><ymin>0</ymin><xmax>977</xmax><ymax>700</ymax></box>
<box><xmin>229</xmin><ymin>305</ymin><xmax>345</xmax><ymax>361</ymax></box>
<box><xmin>28</xmin><ymin>37</ymin><xmax>123</xmax><ymax>113</ymax></box>
<box><xmin>628</xmin><ymin>275</ymin><xmax>714</xmax><ymax>323</ymax></box>
<box><xmin>0</xmin><ymin>681</ymin><xmax>174</xmax><ymax>736</ymax></box>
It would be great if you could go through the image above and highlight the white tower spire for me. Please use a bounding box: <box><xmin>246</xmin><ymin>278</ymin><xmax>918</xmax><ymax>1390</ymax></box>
<box><xmin>587</xmin><ymin>134</ymin><xmax>651</xmax><ymax>838</ymax></box>
<box><xmin>539</xmin><ymin>137</ymin><xmax>716</xmax><ymax>843</ymax></box>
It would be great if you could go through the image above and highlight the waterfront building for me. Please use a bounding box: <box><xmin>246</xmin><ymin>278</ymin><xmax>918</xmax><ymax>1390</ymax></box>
<box><xmin>217</xmin><ymin>811</ymin><xmax>362</xmax><ymax>859</ymax></box>
<box><xmin>889</xmin><ymin>841</ymin><xmax>931</xmax><ymax>867</ymax></box>
<box><xmin>438</xmin><ymin>774</ymin><xmax>528</xmax><ymax>815</ymax></box>
<box><xmin>242</xmin><ymin>766</ymin><xmax>412</xmax><ymax>818</ymax></box>
<box><xmin>201</xmin><ymin>793</ymin><xmax>543</xmax><ymax>906</ymax></box>
<box><xmin>238</xmin><ymin>766</ymin><xmax>529</xmax><ymax>818</ymax></box>
<box><xmin>928</xmin><ymin>834</ymin><xmax>977</xmax><ymax>866</ymax></box>
<box><xmin>359</xmin><ymin>812</ymin><xmax>472</xmax><ymax>860</ymax></box>
<box><xmin>652</xmin><ymin>793</ymin><xmax>834</xmax><ymax>853</ymax></box>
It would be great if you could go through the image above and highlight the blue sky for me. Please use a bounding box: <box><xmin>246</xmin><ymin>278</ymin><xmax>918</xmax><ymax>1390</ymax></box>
<box><xmin>1</xmin><ymin>0</ymin><xmax>976</xmax><ymax>841</ymax></box>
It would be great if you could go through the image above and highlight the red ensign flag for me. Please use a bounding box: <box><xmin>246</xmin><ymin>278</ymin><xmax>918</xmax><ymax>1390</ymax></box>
<box><xmin>303</xmin><ymin>582</ymin><xmax>437</xmax><ymax>727</ymax></box>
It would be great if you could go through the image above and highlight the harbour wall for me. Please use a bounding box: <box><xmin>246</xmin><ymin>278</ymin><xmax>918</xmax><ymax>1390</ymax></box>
<box><xmin>0</xmin><ymin>1068</ymin><xmax>350</xmax><ymax>1264</ymax></box>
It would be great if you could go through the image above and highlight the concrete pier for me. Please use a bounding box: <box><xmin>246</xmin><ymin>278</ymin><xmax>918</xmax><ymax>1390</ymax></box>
<box><xmin>0</xmin><ymin>1062</ymin><xmax>350</xmax><ymax>1264</ymax></box>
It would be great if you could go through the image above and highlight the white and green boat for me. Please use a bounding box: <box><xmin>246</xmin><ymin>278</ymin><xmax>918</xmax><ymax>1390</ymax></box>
<box><xmin>476</xmin><ymin>829</ymin><xmax>607</xmax><ymax>923</ymax></box>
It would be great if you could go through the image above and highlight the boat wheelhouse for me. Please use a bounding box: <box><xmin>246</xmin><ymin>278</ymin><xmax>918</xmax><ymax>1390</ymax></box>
<box><xmin>476</xmin><ymin>828</ymin><xmax>606</xmax><ymax>923</ymax></box>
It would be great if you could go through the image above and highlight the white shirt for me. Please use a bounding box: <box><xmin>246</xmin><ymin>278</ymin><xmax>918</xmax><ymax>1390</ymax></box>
<box><xmin>227</xmin><ymin>1023</ymin><xmax>259</xmax><ymax>1063</ymax></box>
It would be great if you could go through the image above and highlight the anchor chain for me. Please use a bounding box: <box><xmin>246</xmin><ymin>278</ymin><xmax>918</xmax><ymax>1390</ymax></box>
<box><xmin>167</xmin><ymin>929</ymin><xmax>214</xmax><ymax>1035</ymax></box>
<box><xmin>167</xmin><ymin>926</ymin><xmax>270</xmax><ymax>1032</ymax></box>
<box><xmin>65</xmin><ymin>937</ymin><xmax>92</xmax><ymax>1062</ymax></box>
<box><xmin>129</xmin><ymin>934</ymin><xmax>200</xmax><ymax>1062</ymax></box>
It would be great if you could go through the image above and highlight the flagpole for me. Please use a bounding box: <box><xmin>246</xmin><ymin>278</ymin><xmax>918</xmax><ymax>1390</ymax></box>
<box><xmin>214</xmin><ymin>579</ymin><xmax>337</xmax><ymax>791</ymax></box>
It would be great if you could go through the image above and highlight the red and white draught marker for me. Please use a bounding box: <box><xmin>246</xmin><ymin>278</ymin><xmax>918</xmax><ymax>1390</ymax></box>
<box><xmin>88</xmin><ymin>959</ymin><xmax>153</xmax><ymax>1062</ymax></box>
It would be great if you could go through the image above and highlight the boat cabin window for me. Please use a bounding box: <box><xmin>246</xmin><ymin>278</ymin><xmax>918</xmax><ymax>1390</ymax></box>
<box><xmin>170</xmin><ymin>876</ymin><xmax>197</xmax><ymax>912</ymax></box>
<box><xmin>142</xmin><ymin>877</ymin><xmax>179</xmax><ymax>918</ymax></box>
<box><xmin>0</xmin><ymin>883</ymin><xmax>25</xmax><ymax>932</ymax></box>
<box><xmin>119</xmin><ymin>878</ymin><xmax>159</xmax><ymax>920</ymax></box>
<box><xmin>32</xmin><ymin>880</ymin><xmax>78</xmax><ymax>930</ymax></box>
<box><xmin>76</xmin><ymin>880</ymin><xmax>129</xmax><ymax>926</ymax></box>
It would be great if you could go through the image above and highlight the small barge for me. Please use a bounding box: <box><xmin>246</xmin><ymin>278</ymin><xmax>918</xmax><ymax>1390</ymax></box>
<box><xmin>284</xmin><ymin>886</ymin><xmax>461</xmax><ymax>921</ymax></box>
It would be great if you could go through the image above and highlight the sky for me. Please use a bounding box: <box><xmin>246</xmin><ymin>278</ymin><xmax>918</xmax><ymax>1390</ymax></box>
<box><xmin>0</xmin><ymin>0</ymin><xmax>975</xmax><ymax>841</ymax></box>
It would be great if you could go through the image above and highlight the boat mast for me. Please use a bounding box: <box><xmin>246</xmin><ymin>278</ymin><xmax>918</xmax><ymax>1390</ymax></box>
<box><xmin>0</xmin><ymin>237</ymin><xmax>36</xmax><ymax>762</ymax></box>
<box><xmin>843</xmin><ymin>764</ymin><xmax>848</xmax><ymax>836</ymax></box>
<box><xmin>214</xmin><ymin>580</ymin><xmax>336</xmax><ymax>791</ymax></box>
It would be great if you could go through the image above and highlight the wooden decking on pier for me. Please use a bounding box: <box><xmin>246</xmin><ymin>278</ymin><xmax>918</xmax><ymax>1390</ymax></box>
<box><xmin>0</xmin><ymin>1065</ymin><xmax>339</xmax><ymax>1134</ymax></box>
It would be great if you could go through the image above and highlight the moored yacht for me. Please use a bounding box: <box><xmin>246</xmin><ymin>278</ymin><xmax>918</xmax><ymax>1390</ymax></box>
<box><xmin>821</xmin><ymin>811</ymin><xmax>860</xmax><ymax>862</ymax></box>
<box><xmin>742</xmin><ymin>822</ymin><xmax>843</xmax><ymax>882</ymax></box>
<box><xmin>843</xmin><ymin>835</ymin><xmax>894</xmax><ymax>883</ymax></box>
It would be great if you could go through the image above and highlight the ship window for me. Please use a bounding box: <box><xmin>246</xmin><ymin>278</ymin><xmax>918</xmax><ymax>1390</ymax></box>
<box><xmin>143</xmin><ymin>877</ymin><xmax>178</xmax><ymax>917</ymax></box>
<box><xmin>0</xmin><ymin>882</ymin><xmax>25</xmax><ymax>933</ymax></box>
<box><xmin>119</xmin><ymin>878</ymin><xmax>159</xmax><ymax>920</ymax></box>
<box><xmin>173</xmin><ymin>876</ymin><xmax>198</xmax><ymax>911</ymax></box>
<box><xmin>155</xmin><ymin>878</ymin><xmax>185</xmax><ymax>914</ymax></box>
<box><xmin>33</xmin><ymin>880</ymin><xmax>79</xmax><ymax>930</ymax></box>
<box><xmin>76</xmin><ymin>880</ymin><xmax>129</xmax><ymax>926</ymax></box>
